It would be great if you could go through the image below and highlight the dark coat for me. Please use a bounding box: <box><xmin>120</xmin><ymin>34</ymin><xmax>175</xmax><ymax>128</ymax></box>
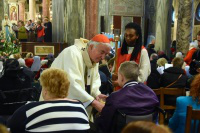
<box><xmin>147</xmin><ymin>48</ymin><xmax>156</xmax><ymax>58</ymax></box>
<box><xmin>44</xmin><ymin>22</ymin><xmax>52</xmax><ymax>42</ymax></box>
<box><xmin>0</xmin><ymin>68</ymin><xmax>31</xmax><ymax>91</ymax></box>
<box><xmin>97</xmin><ymin>81</ymin><xmax>159</xmax><ymax>133</ymax></box>
<box><xmin>160</xmin><ymin>67</ymin><xmax>187</xmax><ymax>105</ymax></box>
<box><xmin>192</xmin><ymin>49</ymin><xmax>200</xmax><ymax>61</ymax></box>
<box><xmin>0</xmin><ymin>59</ymin><xmax>32</xmax><ymax>91</ymax></box>
<box><xmin>147</xmin><ymin>59</ymin><xmax>161</xmax><ymax>89</ymax></box>
<box><xmin>160</xmin><ymin>67</ymin><xmax>187</xmax><ymax>88</ymax></box>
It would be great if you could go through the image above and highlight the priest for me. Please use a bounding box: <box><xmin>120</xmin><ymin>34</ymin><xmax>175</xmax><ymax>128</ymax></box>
<box><xmin>40</xmin><ymin>34</ymin><xmax>111</xmax><ymax>120</ymax></box>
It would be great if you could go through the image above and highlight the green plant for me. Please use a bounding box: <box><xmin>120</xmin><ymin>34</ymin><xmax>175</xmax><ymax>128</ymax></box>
<box><xmin>0</xmin><ymin>32</ymin><xmax>21</xmax><ymax>57</ymax></box>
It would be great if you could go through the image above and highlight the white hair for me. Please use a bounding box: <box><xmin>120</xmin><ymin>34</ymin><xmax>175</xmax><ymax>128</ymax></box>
<box><xmin>88</xmin><ymin>40</ymin><xmax>111</xmax><ymax>48</ymax></box>
<box><xmin>41</xmin><ymin>59</ymin><xmax>48</xmax><ymax>65</ymax></box>
<box><xmin>189</xmin><ymin>41</ymin><xmax>198</xmax><ymax>49</ymax></box>
<box><xmin>18</xmin><ymin>58</ymin><xmax>27</xmax><ymax>67</ymax></box>
<box><xmin>176</xmin><ymin>52</ymin><xmax>183</xmax><ymax>58</ymax></box>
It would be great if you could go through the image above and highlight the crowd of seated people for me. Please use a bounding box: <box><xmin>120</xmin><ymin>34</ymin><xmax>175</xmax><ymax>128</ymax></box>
<box><xmin>0</xmin><ymin>33</ymin><xmax>200</xmax><ymax>133</ymax></box>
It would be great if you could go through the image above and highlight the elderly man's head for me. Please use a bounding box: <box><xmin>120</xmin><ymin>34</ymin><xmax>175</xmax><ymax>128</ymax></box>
<box><xmin>40</xmin><ymin>68</ymin><xmax>70</xmax><ymax>100</ymax></box>
<box><xmin>87</xmin><ymin>34</ymin><xmax>111</xmax><ymax>63</ymax></box>
<box><xmin>118</xmin><ymin>61</ymin><xmax>139</xmax><ymax>87</ymax></box>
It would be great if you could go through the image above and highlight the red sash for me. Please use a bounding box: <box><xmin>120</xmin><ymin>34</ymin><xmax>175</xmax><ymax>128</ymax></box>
<box><xmin>115</xmin><ymin>46</ymin><xmax>145</xmax><ymax>91</ymax></box>
<box><xmin>116</xmin><ymin>46</ymin><xmax>145</xmax><ymax>71</ymax></box>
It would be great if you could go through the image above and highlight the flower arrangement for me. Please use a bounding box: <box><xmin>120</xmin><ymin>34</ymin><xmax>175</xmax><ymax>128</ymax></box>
<box><xmin>0</xmin><ymin>31</ymin><xmax>20</xmax><ymax>58</ymax></box>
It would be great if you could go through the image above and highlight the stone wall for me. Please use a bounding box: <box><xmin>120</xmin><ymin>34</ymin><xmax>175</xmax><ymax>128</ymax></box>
<box><xmin>111</xmin><ymin>0</ymin><xmax>144</xmax><ymax>16</ymax></box>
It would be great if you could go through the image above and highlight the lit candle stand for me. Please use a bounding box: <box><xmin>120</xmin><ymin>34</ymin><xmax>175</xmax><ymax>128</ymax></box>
<box><xmin>114</xmin><ymin>35</ymin><xmax>120</xmax><ymax>73</ymax></box>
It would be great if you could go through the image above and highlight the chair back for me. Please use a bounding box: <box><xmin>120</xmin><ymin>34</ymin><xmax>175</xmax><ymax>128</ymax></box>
<box><xmin>0</xmin><ymin>87</ymin><xmax>40</xmax><ymax>103</ymax></box>
<box><xmin>111</xmin><ymin>109</ymin><xmax>156</xmax><ymax>133</ymax></box>
<box><xmin>153</xmin><ymin>87</ymin><xmax>186</xmax><ymax>124</ymax></box>
<box><xmin>185</xmin><ymin>106</ymin><xmax>200</xmax><ymax>133</ymax></box>
<box><xmin>0</xmin><ymin>87</ymin><xmax>41</xmax><ymax>115</ymax></box>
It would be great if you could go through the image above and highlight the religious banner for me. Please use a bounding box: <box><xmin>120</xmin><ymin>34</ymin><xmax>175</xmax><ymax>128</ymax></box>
<box><xmin>110</xmin><ymin>0</ymin><xmax>144</xmax><ymax>16</ymax></box>
<box><xmin>9</xmin><ymin>4</ymin><xmax>18</xmax><ymax>22</ymax></box>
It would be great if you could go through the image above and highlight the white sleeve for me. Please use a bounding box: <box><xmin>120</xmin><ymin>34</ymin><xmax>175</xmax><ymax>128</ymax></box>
<box><xmin>90</xmin><ymin>63</ymin><xmax>101</xmax><ymax>98</ymax></box>
<box><xmin>138</xmin><ymin>49</ymin><xmax>151</xmax><ymax>83</ymax></box>
<box><xmin>41</xmin><ymin>48</ymin><xmax>95</xmax><ymax>103</ymax></box>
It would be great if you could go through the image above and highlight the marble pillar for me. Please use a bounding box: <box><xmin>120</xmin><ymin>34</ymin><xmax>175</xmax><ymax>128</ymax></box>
<box><xmin>85</xmin><ymin>0</ymin><xmax>98</xmax><ymax>40</ymax></box>
<box><xmin>155</xmin><ymin>0</ymin><xmax>172</xmax><ymax>55</ymax></box>
<box><xmin>29</xmin><ymin>0</ymin><xmax>36</xmax><ymax>21</ymax></box>
<box><xmin>3</xmin><ymin>0</ymin><xmax>8</xmax><ymax>16</ymax></box>
<box><xmin>18</xmin><ymin>0</ymin><xmax>26</xmax><ymax>21</ymax></box>
<box><xmin>98</xmin><ymin>0</ymin><xmax>105</xmax><ymax>33</ymax></box>
<box><xmin>63</xmin><ymin>0</ymin><xmax>85</xmax><ymax>45</ymax></box>
<box><xmin>173</xmin><ymin>0</ymin><xmax>179</xmax><ymax>41</ymax></box>
<box><xmin>52</xmin><ymin>0</ymin><xmax>64</xmax><ymax>42</ymax></box>
<box><xmin>52</xmin><ymin>0</ymin><xmax>85</xmax><ymax>45</ymax></box>
<box><xmin>0</xmin><ymin>0</ymin><xmax>4</xmax><ymax>30</ymax></box>
<box><xmin>42</xmin><ymin>0</ymin><xmax>50</xmax><ymax>19</ymax></box>
<box><xmin>144</xmin><ymin>0</ymin><xmax>157</xmax><ymax>46</ymax></box>
<box><xmin>176</xmin><ymin>0</ymin><xmax>194</xmax><ymax>54</ymax></box>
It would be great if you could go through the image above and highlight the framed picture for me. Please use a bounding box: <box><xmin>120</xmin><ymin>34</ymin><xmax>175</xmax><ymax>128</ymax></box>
<box><xmin>9</xmin><ymin>4</ymin><xmax>18</xmax><ymax>22</ymax></box>
<box><xmin>34</xmin><ymin>46</ymin><xmax>54</xmax><ymax>55</ymax></box>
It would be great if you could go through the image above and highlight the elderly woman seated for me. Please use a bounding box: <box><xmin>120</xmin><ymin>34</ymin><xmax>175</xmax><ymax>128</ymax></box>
<box><xmin>7</xmin><ymin>68</ymin><xmax>90</xmax><ymax>133</ymax></box>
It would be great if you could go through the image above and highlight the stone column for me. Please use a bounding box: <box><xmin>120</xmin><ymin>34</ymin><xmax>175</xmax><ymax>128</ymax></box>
<box><xmin>42</xmin><ymin>0</ymin><xmax>50</xmax><ymax>19</ymax></box>
<box><xmin>3</xmin><ymin>0</ymin><xmax>8</xmax><ymax>15</ymax></box>
<box><xmin>176</xmin><ymin>0</ymin><xmax>194</xmax><ymax>54</ymax></box>
<box><xmin>155</xmin><ymin>0</ymin><xmax>173</xmax><ymax>55</ymax></box>
<box><xmin>85</xmin><ymin>0</ymin><xmax>98</xmax><ymax>40</ymax></box>
<box><xmin>52</xmin><ymin>0</ymin><xmax>64</xmax><ymax>42</ymax></box>
<box><xmin>18</xmin><ymin>0</ymin><xmax>26</xmax><ymax>21</ymax></box>
<box><xmin>52</xmin><ymin>0</ymin><xmax>85</xmax><ymax>45</ymax></box>
<box><xmin>173</xmin><ymin>0</ymin><xmax>179</xmax><ymax>41</ymax></box>
<box><xmin>63</xmin><ymin>0</ymin><xmax>85</xmax><ymax>45</ymax></box>
<box><xmin>29</xmin><ymin>0</ymin><xmax>36</xmax><ymax>21</ymax></box>
<box><xmin>0</xmin><ymin>0</ymin><xmax>4</xmax><ymax>30</ymax></box>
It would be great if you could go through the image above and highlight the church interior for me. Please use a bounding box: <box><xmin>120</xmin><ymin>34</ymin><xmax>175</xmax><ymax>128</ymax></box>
<box><xmin>0</xmin><ymin>0</ymin><xmax>200</xmax><ymax>133</ymax></box>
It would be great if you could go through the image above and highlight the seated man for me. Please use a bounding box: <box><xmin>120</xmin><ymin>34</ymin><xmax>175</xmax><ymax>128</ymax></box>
<box><xmin>97</xmin><ymin>61</ymin><xmax>159</xmax><ymax>133</ymax></box>
<box><xmin>160</xmin><ymin>57</ymin><xmax>187</xmax><ymax>105</ymax></box>
<box><xmin>7</xmin><ymin>68</ymin><xmax>90</xmax><ymax>133</ymax></box>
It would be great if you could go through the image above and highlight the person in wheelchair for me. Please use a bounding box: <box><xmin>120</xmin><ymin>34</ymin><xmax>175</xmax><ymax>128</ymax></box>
<box><xmin>96</xmin><ymin>61</ymin><xmax>159</xmax><ymax>133</ymax></box>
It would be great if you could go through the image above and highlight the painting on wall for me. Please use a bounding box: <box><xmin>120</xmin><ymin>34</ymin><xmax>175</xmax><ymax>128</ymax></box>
<box><xmin>34</xmin><ymin>46</ymin><xmax>54</xmax><ymax>55</ymax></box>
<box><xmin>9</xmin><ymin>4</ymin><xmax>18</xmax><ymax>22</ymax></box>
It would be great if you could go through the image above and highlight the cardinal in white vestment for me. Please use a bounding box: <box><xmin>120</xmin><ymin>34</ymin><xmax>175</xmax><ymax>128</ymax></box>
<box><xmin>40</xmin><ymin>34</ymin><xmax>111</xmax><ymax>120</ymax></box>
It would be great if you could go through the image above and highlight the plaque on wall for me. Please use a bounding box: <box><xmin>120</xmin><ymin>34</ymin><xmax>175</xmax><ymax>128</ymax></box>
<box><xmin>110</xmin><ymin>0</ymin><xmax>144</xmax><ymax>16</ymax></box>
<box><xmin>34</xmin><ymin>46</ymin><xmax>54</xmax><ymax>55</ymax></box>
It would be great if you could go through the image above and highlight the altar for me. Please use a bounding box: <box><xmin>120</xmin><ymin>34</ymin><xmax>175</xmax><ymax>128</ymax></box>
<box><xmin>20</xmin><ymin>42</ymin><xmax>68</xmax><ymax>57</ymax></box>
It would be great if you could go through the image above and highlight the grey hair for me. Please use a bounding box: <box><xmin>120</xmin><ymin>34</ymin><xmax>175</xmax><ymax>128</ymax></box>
<box><xmin>119</xmin><ymin>61</ymin><xmax>139</xmax><ymax>81</ymax></box>
<box><xmin>150</xmin><ymin>53</ymin><xmax>158</xmax><ymax>60</ymax></box>
<box><xmin>87</xmin><ymin>40</ymin><xmax>111</xmax><ymax>48</ymax></box>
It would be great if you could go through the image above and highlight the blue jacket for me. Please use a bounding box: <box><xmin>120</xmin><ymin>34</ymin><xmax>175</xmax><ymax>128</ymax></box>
<box><xmin>169</xmin><ymin>96</ymin><xmax>200</xmax><ymax>133</ymax></box>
